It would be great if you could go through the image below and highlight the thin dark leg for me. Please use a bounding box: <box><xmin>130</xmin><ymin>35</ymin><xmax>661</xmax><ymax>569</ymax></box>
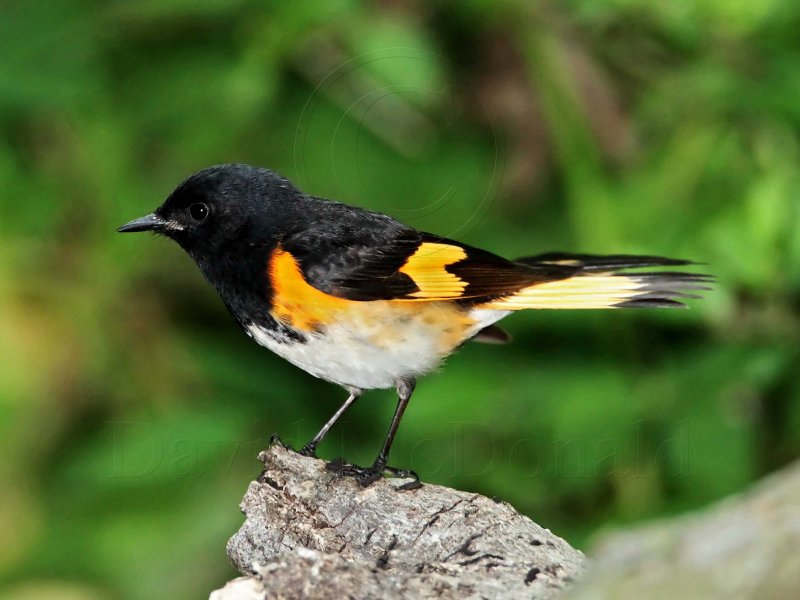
<box><xmin>355</xmin><ymin>378</ymin><xmax>416</xmax><ymax>486</ymax></box>
<box><xmin>373</xmin><ymin>379</ymin><xmax>415</xmax><ymax>466</ymax></box>
<box><xmin>300</xmin><ymin>388</ymin><xmax>361</xmax><ymax>457</ymax></box>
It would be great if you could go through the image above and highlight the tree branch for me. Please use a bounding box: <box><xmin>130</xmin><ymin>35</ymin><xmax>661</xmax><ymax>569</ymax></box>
<box><xmin>212</xmin><ymin>445</ymin><xmax>586</xmax><ymax>599</ymax></box>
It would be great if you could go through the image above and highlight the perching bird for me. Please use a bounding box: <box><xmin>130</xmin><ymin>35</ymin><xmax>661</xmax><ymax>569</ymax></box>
<box><xmin>119</xmin><ymin>164</ymin><xmax>710</xmax><ymax>485</ymax></box>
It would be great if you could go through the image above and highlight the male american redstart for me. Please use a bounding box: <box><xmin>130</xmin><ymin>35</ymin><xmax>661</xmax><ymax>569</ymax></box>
<box><xmin>119</xmin><ymin>164</ymin><xmax>710</xmax><ymax>485</ymax></box>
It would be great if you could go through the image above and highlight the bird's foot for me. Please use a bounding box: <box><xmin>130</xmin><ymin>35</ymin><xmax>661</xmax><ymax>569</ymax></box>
<box><xmin>269</xmin><ymin>433</ymin><xmax>289</xmax><ymax>449</ymax></box>
<box><xmin>270</xmin><ymin>433</ymin><xmax>315</xmax><ymax>457</ymax></box>
<box><xmin>326</xmin><ymin>457</ymin><xmax>421</xmax><ymax>489</ymax></box>
<box><xmin>298</xmin><ymin>442</ymin><xmax>317</xmax><ymax>458</ymax></box>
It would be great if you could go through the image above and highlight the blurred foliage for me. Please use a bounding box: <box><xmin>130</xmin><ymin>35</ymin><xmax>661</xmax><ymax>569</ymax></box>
<box><xmin>1</xmin><ymin>0</ymin><xmax>799</xmax><ymax>598</ymax></box>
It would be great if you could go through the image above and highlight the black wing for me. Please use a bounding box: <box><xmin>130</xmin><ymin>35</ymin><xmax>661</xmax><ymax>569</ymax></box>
<box><xmin>282</xmin><ymin>198</ymin><xmax>710</xmax><ymax>307</ymax></box>
<box><xmin>281</xmin><ymin>198</ymin><xmax>556</xmax><ymax>302</ymax></box>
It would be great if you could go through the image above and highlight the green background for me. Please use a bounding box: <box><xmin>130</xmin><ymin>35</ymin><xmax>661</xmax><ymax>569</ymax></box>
<box><xmin>2</xmin><ymin>1</ymin><xmax>799</xmax><ymax>598</ymax></box>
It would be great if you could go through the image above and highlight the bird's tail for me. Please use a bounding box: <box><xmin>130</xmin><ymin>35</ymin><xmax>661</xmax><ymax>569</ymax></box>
<box><xmin>483</xmin><ymin>253</ymin><xmax>712</xmax><ymax>310</ymax></box>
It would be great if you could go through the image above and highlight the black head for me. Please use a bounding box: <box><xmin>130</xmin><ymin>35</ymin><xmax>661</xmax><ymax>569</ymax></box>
<box><xmin>118</xmin><ymin>164</ymin><xmax>302</xmax><ymax>263</ymax></box>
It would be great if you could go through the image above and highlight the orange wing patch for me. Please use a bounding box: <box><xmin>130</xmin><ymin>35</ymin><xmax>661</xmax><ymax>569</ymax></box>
<box><xmin>269</xmin><ymin>245</ymin><xmax>477</xmax><ymax>352</ymax></box>
<box><xmin>270</xmin><ymin>247</ymin><xmax>349</xmax><ymax>330</ymax></box>
<box><xmin>398</xmin><ymin>242</ymin><xmax>468</xmax><ymax>299</ymax></box>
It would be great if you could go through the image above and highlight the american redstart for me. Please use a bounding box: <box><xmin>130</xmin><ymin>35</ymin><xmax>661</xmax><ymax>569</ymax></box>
<box><xmin>119</xmin><ymin>164</ymin><xmax>710</xmax><ymax>485</ymax></box>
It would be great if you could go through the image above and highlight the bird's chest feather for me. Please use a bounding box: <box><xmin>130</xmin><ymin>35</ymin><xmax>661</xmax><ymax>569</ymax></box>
<box><xmin>244</xmin><ymin>249</ymin><xmax>481</xmax><ymax>389</ymax></box>
<box><xmin>246</xmin><ymin>301</ymin><xmax>473</xmax><ymax>389</ymax></box>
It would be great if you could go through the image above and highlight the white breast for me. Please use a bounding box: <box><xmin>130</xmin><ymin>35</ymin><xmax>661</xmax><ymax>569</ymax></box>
<box><xmin>246</xmin><ymin>305</ymin><xmax>508</xmax><ymax>391</ymax></box>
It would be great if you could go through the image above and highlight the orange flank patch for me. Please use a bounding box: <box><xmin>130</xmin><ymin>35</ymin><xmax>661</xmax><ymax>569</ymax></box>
<box><xmin>269</xmin><ymin>247</ymin><xmax>350</xmax><ymax>331</ymax></box>
<box><xmin>269</xmin><ymin>247</ymin><xmax>476</xmax><ymax>352</ymax></box>
<box><xmin>398</xmin><ymin>243</ymin><xmax>468</xmax><ymax>299</ymax></box>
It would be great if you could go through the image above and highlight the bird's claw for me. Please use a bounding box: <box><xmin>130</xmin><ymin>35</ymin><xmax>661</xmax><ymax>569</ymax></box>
<box><xmin>298</xmin><ymin>443</ymin><xmax>317</xmax><ymax>458</ymax></box>
<box><xmin>325</xmin><ymin>457</ymin><xmax>421</xmax><ymax>489</ymax></box>
<box><xmin>270</xmin><ymin>433</ymin><xmax>305</xmax><ymax>455</ymax></box>
<box><xmin>269</xmin><ymin>433</ymin><xmax>288</xmax><ymax>448</ymax></box>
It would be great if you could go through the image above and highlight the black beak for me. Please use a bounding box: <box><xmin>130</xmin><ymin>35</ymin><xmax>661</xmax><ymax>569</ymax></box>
<box><xmin>117</xmin><ymin>213</ymin><xmax>167</xmax><ymax>233</ymax></box>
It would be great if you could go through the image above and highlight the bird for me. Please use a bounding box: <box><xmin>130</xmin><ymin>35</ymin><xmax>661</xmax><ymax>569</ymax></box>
<box><xmin>118</xmin><ymin>163</ymin><xmax>711</xmax><ymax>486</ymax></box>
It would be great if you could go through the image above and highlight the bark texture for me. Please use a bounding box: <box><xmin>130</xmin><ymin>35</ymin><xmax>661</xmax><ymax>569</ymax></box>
<box><xmin>216</xmin><ymin>445</ymin><xmax>586</xmax><ymax>599</ymax></box>
<box><xmin>212</xmin><ymin>446</ymin><xmax>800</xmax><ymax>599</ymax></box>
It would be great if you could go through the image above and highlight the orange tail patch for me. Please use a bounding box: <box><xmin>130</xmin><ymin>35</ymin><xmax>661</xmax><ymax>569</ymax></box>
<box><xmin>482</xmin><ymin>272</ymin><xmax>709</xmax><ymax>310</ymax></box>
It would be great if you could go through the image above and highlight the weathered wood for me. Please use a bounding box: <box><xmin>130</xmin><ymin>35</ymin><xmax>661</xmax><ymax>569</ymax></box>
<box><xmin>214</xmin><ymin>445</ymin><xmax>586</xmax><ymax>599</ymax></box>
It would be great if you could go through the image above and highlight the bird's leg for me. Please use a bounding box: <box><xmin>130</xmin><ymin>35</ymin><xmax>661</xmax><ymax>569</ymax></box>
<box><xmin>299</xmin><ymin>388</ymin><xmax>361</xmax><ymax>457</ymax></box>
<box><xmin>327</xmin><ymin>378</ymin><xmax>419</xmax><ymax>487</ymax></box>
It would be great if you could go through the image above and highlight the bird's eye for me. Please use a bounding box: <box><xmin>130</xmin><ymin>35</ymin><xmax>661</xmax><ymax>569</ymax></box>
<box><xmin>189</xmin><ymin>203</ymin><xmax>209</xmax><ymax>222</ymax></box>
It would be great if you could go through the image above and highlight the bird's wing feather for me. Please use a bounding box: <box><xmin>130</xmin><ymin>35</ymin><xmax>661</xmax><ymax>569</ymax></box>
<box><xmin>281</xmin><ymin>202</ymin><xmax>709</xmax><ymax>308</ymax></box>
<box><xmin>283</xmin><ymin>222</ymin><xmax>567</xmax><ymax>302</ymax></box>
